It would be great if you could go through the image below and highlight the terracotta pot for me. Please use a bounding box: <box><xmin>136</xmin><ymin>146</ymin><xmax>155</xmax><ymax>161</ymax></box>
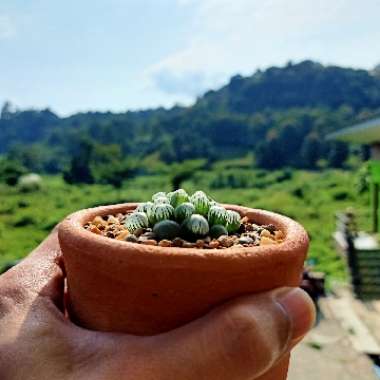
<box><xmin>58</xmin><ymin>203</ymin><xmax>309</xmax><ymax>380</ymax></box>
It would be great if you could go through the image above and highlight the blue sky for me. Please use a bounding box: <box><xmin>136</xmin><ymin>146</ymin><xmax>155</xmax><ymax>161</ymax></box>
<box><xmin>1</xmin><ymin>0</ymin><xmax>380</xmax><ymax>116</ymax></box>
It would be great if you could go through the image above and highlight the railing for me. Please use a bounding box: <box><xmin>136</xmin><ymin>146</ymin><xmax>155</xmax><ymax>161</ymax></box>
<box><xmin>335</xmin><ymin>212</ymin><xmax>380</xmax><ymax>300</ymax></box>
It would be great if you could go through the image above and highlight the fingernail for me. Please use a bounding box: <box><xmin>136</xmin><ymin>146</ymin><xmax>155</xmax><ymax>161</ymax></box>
<box><xmin>276</xmin><ymin>288</ymin><xmax>315</xmax><ymax>341</ymax></box>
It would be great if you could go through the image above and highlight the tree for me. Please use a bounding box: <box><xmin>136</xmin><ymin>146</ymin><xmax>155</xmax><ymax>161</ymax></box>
<box><xmin>373</xmin><ymin>63</ymin><xmax>380</xmax><ymax>79</ymax></box>
<box><xmin>63</xmin><ymin>140</ymin><xmax>94</xmax><ymax>184</ymax></box>
<box><xmin>328</xmin><ymin>141</ymin><xmax>349</xmax><ymax>168</ymax></box>
<box><xmin>91</xmin><ymin>144</ymin><xmax>131</xmax><ymax>188</ymax></box>
<box><xmin>300</xmin><ymin>134</ymin><xmax>321</xmax><ymax>169</ymax></box>
<box><xmin>0</xmin><ymin>157</ymin><xmax>26</xmax><ymax>186</ymax></box>
<box><xmin>1</xmin><ymin>101</ymin><xmax>13</xmax><ymax>120</ymax></box>
<box><xmin>255</xmin><ymin>139</ymin><xmax>282</xmax><ymax>169</ymax></box>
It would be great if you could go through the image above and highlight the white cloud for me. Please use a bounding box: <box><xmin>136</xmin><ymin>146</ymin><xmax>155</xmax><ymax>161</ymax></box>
<box><xmin>148</xmin><ymin>0</ymin><xmax>380</xmax><ymax>99</ymax></box>
<box><xmin>0</xmin><ymin>14</ymin><xmax>15</xmax><ymax>40</ymax></box>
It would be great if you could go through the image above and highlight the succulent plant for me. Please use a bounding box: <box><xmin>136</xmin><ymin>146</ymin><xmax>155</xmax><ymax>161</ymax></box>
<box><xmin>183</xmin><ymin>214</ymin><xmax>209</xmax><ymax>237</ymax></box>
<box><xmin>126</xmin><ymin>189</ymin><xmax>243</xmax><ymax>245</ymax></box>
<box><xmin>190</xmin><ymin>191</ymin><xmax>210</xmax><ymax>216</ymax></box>
<box><xmin>209</xmin><ymin>200</ymin><xmax>220</xmax><ymax>207</ymax></box>
<box><xmin>168</xmin><ymin>188</ymin><xmax>189</xmax><ymax>208</ymax></box>
<box><xmin>152</xmin><ymin>192</ymin><xmax>167</xmax><ymax>201</ymax></box>
<box><xmin>124</xmin><ymin>212</ymin><xmax>149</xmax><ymax>233</ymax></box>
<box><xmin>225</xmin><ymin>210</ymin><xmax>241</xmax><ymax>233</ymax></box>
<box><xmin>208</xmin><ymin>205</ymin><xmax>228</xmax><ymax>226</ymax></box>
<box><xmin>174</xmin><ymin>202</ymin><xmax>195</xmax><ymax>223</ymax></box>
<box><xmin>136</xmin><ymin>201</ymin><xmax>154</xmax><ymax>213</ymax></box>
<box><xmin>148</xmin><ymin>203</ymin><xmax>174</xmax><ymax>225</ymax></box>
<box><xmin>153</xmin><ymin>220</ymin><xmax>181</xmax><ymax>240</ymax></box>
<box><xmin>209</xmin><ymin>224</ymin><xmax>228</xmax><ymax>239</ymax></box>
<box><xmin>153</xmin><ymin>196</ymin><xmax>170</xmax><ymax>204</ymax></box>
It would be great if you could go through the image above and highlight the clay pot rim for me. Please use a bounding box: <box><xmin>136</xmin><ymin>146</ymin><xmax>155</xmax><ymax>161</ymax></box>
<box><xmin>58</xmin><ymin>203</ymin><xmax>308</xmax><ymax>262</ymax></box>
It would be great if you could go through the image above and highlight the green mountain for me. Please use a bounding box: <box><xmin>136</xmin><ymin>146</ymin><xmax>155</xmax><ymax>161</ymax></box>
<box><xmin>1</xmin><ymin>60</ymin><xmax>380</xmax><ymax>174</ymax></box>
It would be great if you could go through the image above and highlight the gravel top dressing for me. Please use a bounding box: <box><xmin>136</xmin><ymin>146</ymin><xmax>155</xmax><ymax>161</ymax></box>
<box><xmin>84</xmin><ymin>190</ymin><xmax>284</xmax><ymax>249</ymax></box>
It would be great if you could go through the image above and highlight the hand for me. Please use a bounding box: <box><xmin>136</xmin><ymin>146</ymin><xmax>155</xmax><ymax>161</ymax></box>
<box><xmin>0</xmin><ymin>228</ymin><xmax>315</xmax><ymax>380</ymax></box>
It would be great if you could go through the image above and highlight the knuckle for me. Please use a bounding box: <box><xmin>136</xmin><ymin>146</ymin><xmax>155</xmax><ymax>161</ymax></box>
<box><xmin>217</xmin><ymin>305</ymin><xmax>274</xmax><ymax>376</ymax></box>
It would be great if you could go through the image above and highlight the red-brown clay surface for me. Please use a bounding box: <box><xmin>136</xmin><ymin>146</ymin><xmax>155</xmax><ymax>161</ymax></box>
<box><xmin>59</xmin><ymin>203</ymin><xmax>309</xmax><ymax>380</ymax></box>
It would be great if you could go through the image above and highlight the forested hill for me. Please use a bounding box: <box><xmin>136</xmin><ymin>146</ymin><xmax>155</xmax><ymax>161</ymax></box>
<box><xmin>1</xmin><ymin>60</ymin><xmax>380</xmax><ymax>174</ymax></box>
<box><xmin>196</xmin><ymin>60</ymin><xmax>380</xmax><ymax>113</ymax></box>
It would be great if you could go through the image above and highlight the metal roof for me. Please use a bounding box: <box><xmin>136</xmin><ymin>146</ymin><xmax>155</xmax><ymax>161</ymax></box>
<box><xmin>327</xmin><ymin>116</ymin><xmax>380</xmax><ymax>144</ymax></box>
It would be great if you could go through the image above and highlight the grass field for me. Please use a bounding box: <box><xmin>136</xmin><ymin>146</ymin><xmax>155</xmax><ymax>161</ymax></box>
<box><xmin>0</xmin><ymin>166</ymin><xmax>372</xmax><ymax>285</ymax></box>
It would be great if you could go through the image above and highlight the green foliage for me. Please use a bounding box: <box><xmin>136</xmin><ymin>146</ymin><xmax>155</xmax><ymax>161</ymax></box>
<box><xmin>300</xmin><ymin>134</ymin><xmax>322</xmax><ymax>169</ymax></box>
<box><xmin>0</xmin><ymin>157</ymin><xmax>26</xmax><ymax>186</ymax></box>
<box><xmin>328</xmin><ymin>141</ymin><xmax>349</xmax><ymax>168</ymax></box>
<box><xmin>2</xmin><ymin>61</ymin><xmax>378</xmax><ymax>177</ymax></box>
<box><xmin>63</xmin><ymin>140</ymin><xmax>94</xmax><ymax>184</ymax></box>
<box><xmin>0</xmin><ymin>169</ymin><xmax>370</xmax><ymax>284</ymax></box>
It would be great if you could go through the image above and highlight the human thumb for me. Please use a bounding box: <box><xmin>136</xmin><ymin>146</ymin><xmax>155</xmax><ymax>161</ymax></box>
<box><xmin>152</xmin><ymin>287</ymin><xmax>315</xmax><ymax>380</ymax></box>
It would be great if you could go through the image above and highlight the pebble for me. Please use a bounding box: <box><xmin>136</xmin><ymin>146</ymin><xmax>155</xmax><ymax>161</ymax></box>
<box><xmin>90</xmin><ymin>225</ymin><xmax>102</xmax><ymax>235</ymax></box>
<box><xmin>239</xmin><ymin>236</ymin><xmax>254</xmax><ymax>245</ymax></box>
<box><xmin>134</xmin><ymin>228</ymin><xmax>145</xmax><ymax>237</ymax></box>
<box><xmin>183</xmin><ymin>242</ymin><xmax>196</xmax><ymax>248</ymax></box>
<box><xmin>116</xmin><ymin>230</ymin><xmax>130</xmax><ymax>241</ymax></box>
<box><xmin>209</xmin><ymin>240</ymin><xmax>220</xmax><ymax>249</ymax></box>
<box><xmin>142</xmin><ymin>239</ymin><xmax>158</xmax><ymax>246</ymax></box>
<box><xmin>93</xmin><ymin>216</ymin><xmax>106</xmax><ymax>226</ymax></box>
<box><xmin>158</xmin><ymin>239</ymin><xmax>172</xmax><ymax>247</ymax></box>
<box><xmin>218</xmin><ymin>235</ymin><xmax>234</xmax><ymax>247</ymax></box>
<box><xmin>116</xmin><ymin>213</ymin><xmax>124</xmax><ymax>221</ymax></box>
<box><xmin>107</xmin><ymin>215</ymin><xmax>120</xmax><ymax>224</ymax></box>
<box><xmin>172</xmin><ymin>237</ymin><xmax>185</xmax><ymax>247</ymax></box>
<box><xmin>265</xmin><ymin>224</ymin><xmax>277</xmax><ymax>233</ymax></box>
<box><xmin>140</xmin><ymin>232</ymin><xmax>157</xmax><ymax>240</ymax></box>
<box><xmin>126</xmin><ymin>234</ymin><xmax>139</xmax><ymax>243</ymax></box>
<box><xmin>196</xmin><ymin>239</ymin><xmax>205</xmax><ymax>248</ymax></box>
<box><xmin>260</xmin><ymin>229</ymin><xmax>272</xmax><ymax>238</ymax></box>
<box><xmin>260</xmin><ymin>236</ymin><xmax>275</xmax><ymax>245</ymax></box>
<box><xmin>106</xmin><ymin>231</ymin><xmax>116</xmax><ymax>238</ymax></box>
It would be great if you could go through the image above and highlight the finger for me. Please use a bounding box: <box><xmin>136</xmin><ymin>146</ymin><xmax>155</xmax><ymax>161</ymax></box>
<box><xmin>0</xmin><ymin>226</ymin><xmax>65</xmax><ymax>309</ymax></box>
<box><xmin>146</xmin><ymin>287</ymin><xmax>315</xmax><ymax>380</ymax></box>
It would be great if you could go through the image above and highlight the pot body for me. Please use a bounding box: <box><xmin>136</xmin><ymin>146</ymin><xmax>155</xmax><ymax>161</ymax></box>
<box><xmin>59</xmin><ymin>203</ymin><xmax>309</xmax><ymax>380</ymax></box>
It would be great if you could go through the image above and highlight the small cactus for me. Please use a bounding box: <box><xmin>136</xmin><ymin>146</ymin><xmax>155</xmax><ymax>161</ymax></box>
<box><xmin>124</xmin><ymin>212</ymin><xmax>149</xmax><ymax>233</ymax></box>
<box><xmin>174</xmin><ymin>202</ymin><xmax>195</xmax><ymax>223</ymax></box>
<box><xmin>124</xmin><ymin>189</ymin><xmax>244</xmax><ymax>246</ymax></box>
<box><xmin>190</xmin><ymin>191</ymin><xmax>210</xmax><ymax>216</ymax></box>
<box><xmin>208</xmin><ymin>205</ymin><xmax>228</xmax><ymax>226</ymax></box>
<box><xmin>226</xmin><ymin>210</ymin><xmax>241</xmax><ymax>233</ymax></box>
<box><xmin>153</xmin><ymin>220</ymin><xmax>181</xmax><ymax>240</ymax></box>
<box><xmin>148</xmin><ymin>203</ymin><xmax>174</xmax><ymax>225</ymax></box>
<box><xmin>168</xmin><ymin>189</ymin><xmax>189</xmax><ymax>208</ymax></box>
<box><xmin>152</xmin><ymin>192</ymin><xmax>167</xmax><ymax>201</ymax></box>
<box><xmin>153</xmin><ymin>196</ymin><xmax>170</xmax><ymax>204</ymax></box>
<box><xmin>209</xmin><ymin>224</ymin><xmax>228</xmax><ymax>239</ymax></box>
<box><xmin>209</xmin><ymin>200</ymin><xmax>220</xmax><ymax>207</ymax></box>
<box><xmin>136</xmin><ymin>201</ymin><xmax>154</xmax><ymax>213</ymax></box>
<box><xmin>184</xmin><ymin>214</ymin><xmax>209</xmax><ymax>237</ymax></box>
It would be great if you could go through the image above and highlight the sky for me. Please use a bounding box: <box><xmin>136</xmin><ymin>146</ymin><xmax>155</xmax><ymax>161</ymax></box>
<box><xmin>0</xmin><ymin>0</ymin><xmax>380</xmax><ymax>116</ymax></box>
